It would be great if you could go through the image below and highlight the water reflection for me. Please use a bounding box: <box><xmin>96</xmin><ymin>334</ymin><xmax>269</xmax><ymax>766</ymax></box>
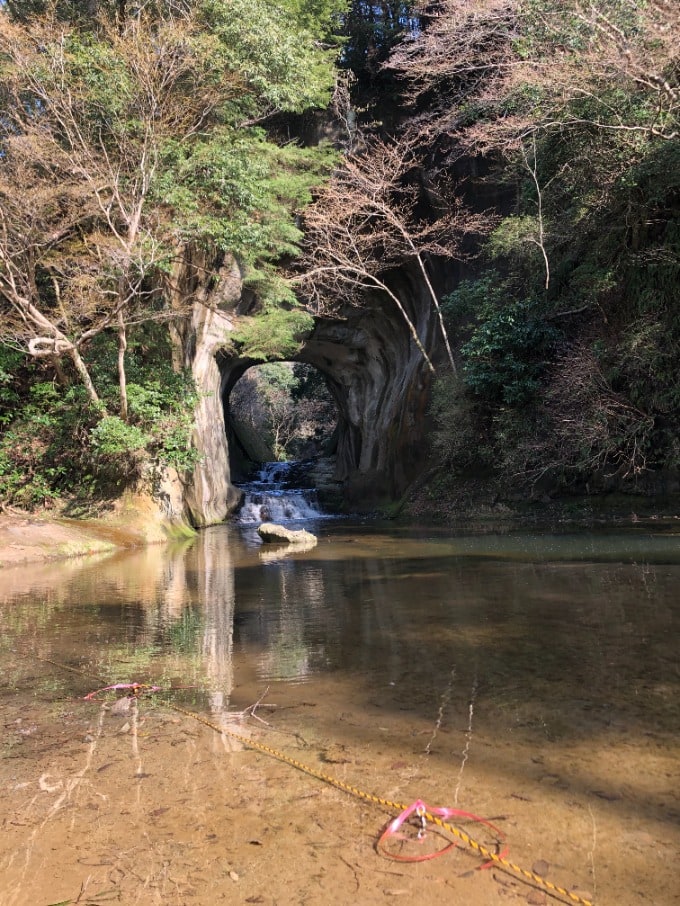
<box><xmin>1</xmin><ymin>522</ymin><xmax>679</xmax><ymax>904</ymax></box>
<box><xmin>2</xmin><ymin>522</ymin><xmax>678</xmax><ymax>737</ymax></box>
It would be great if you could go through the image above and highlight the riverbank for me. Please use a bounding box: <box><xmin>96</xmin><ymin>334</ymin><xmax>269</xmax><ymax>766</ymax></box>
<box><xmin>0</xmin><ymin>496</ymin><xmax>195</xmax><ymax>569</ymax></box>
<box><xmin>2</xmin><ymin>480</ymin><xmax>679</xmax><ymax>569</ymax></box>
<box><xmin>402</xmin><ymin>470</ymin><xmax>680</xmax><ymax>526</ymax></box>
<box><xmin>2</xmin><ymin>521</ymin><xmax>678</xmax><ymax>906</ymax></box>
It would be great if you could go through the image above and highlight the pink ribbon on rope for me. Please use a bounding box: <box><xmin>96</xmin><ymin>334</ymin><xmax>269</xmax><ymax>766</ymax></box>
<box><xmin>377</xmin><ymin>798</ymin><xmax>507</xmax><ymax>864</ymax></box>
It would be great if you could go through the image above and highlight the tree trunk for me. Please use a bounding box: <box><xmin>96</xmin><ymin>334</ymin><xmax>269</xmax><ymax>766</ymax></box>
<box><xmin>118</xmin><ymin>308</ymin><xmax>129</xmax><ymax>421</ymax></box>
<box><xmin>68</xmin><ymin>345</ymin><xmax>102</xmax><ymax>409</ymax></box>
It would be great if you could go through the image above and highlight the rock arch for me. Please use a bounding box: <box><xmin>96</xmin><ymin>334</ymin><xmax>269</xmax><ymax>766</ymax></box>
<box><xmin>173</xmin><ymin>253</ymin><xmax>441</xmax><ymax>526</ymax></box>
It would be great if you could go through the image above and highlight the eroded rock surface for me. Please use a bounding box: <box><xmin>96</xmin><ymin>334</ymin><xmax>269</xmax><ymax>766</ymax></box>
<box><xmin>169</xmin><ymin>251</ymin><xmax>244</xmax><ymax>526</ymax></box>
<box><xmin>297</xmin><ymin>267</ymin><xmax>440</xmax><ymax>507</ymax></box>
<box><xmin>174</xmin><ymin>253</ymin><xmax>443</xmax><ymax>524</ymax></box>
<box><xmin>257</xmin><ymin>522</ymin><xmax>318</xmax><ymax>545</ymax></box>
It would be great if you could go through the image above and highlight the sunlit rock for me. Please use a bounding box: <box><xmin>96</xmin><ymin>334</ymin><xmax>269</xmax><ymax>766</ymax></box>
<box><xmin>168</xmin><ymin>250</ymin><xmax>244</xmax><ymax>526</ymax></box>
<box><xmin>257</xmin><ymin>522</ymin><xmax>317</xmax><ymax>545</ymax></box>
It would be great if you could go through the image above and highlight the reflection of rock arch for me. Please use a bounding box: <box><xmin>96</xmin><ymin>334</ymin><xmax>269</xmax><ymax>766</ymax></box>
<box><xmin>195</xmin><ymin>535</ymin><xmax>235</xmax><ymax>717</ymax></box>
<box><xmin>173</xmin><ymin>253</ymin><xmax>439</xmax><ymax>526</ymax></box>
<box><xmin>154</xmin><ymin>532</ymin><xmax>236</xmax><ymax>716</ymax></box>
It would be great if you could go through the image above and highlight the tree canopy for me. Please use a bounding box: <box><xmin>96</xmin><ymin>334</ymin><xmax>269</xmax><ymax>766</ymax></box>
<box><xmin>0</xmin><ymin>0</ymin><xmax>678</xmax><ymax>509</ymax></box>
<box><xmin>388</xmin><ymin>0</ymin><xmax>680</xmax><ymax>493</ymax></box>
<box><xmin>0</xmin><ymin>0</ymin><xmax>342</xmax><ymax>503</ymax></box>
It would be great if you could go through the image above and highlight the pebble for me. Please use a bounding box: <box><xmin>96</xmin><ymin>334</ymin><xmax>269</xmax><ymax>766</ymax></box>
<box><xmin>526</xmin><ymin>892</ymin><xmax>546</xmax><ymax>905</ymax></box>
<box><xmin>110</xmin><ymin>697</ymin><xmax>131</xmax><ymax>714</ymax></box>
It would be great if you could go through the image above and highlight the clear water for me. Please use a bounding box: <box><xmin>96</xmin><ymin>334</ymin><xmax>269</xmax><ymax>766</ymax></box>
<box><xmin>1</xmin><ymin>519</ymin><xmax>679</xmax><ymax>905</ymax></box>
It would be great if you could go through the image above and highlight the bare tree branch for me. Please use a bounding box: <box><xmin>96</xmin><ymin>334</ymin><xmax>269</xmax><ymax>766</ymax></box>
<box><xmin>294</xmin><ymin>138</ymin><xmax>490</xmax><ymax>373</ymax></box>
<box><xmin>0</xmin><ymin>8</ymin><xmax>235</xmax><ymax>409</ymax></box>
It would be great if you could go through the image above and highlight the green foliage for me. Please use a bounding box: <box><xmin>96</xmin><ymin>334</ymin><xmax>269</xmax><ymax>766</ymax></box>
<box><xmin>291</xmin><ymin>361</ymin><xmax>330</xmax><ymax>402</ymax></box>
<box><xmin>0</xmin><ymin>0</ymin><xmax>342</xmax><ymax>506</ymax></box>
<box><xmin>281</xmin><ymin>0</ymin><xmax>347</xmax><ymax>39</ymax></box>
<box><xmin>157</xmin><ymin>130</ymin><xmax>337</xmax><ymax>295</ymax></box>
<box><xmin>443</xmin><ymin>276</ymin><xmax>559</xmax><ymax>407</ymax></box>
<box><xmin>230</xmin><ymin>360</ymin><xmax>335</xmax><ymax>462</ymax></box>
<box><xmin>126</xmin><ymin>371</ymin><xmax>203</xmax><ymax>473</ymax></box>
<box><xmin>90</xmin><ymin>416</ymin><xmax>149</xmax><ymax>456</ymax></box>
<box><xmin>230</xmin><ymin>308</ymin><xmax>315</xmax><ymax>361</ymax></box>
<box><xmin>487</xmin><ymin>215</ymin><xmax>547</xmax><ymax>282</ymax></box>
<box><xmin>460</xmin><ymin>300</ymin><xmax>558</xmax><ymax>406</ymax></box>
<box><xmin>0</xmin><ymin>382</ymin><xmax>94</xmax><ymax>507</ymax></box>
<box><xmin>197</xmin><ymin>0</ymin><xmax>339</xmax><ymax>113</ymax></box>
<box><xmin>441</xmin><ymin>272</ymin><xmax>507</xmax><ymax>321</ymax></box>
<box><xmin>87</xmin><ymin>335</ymin><xmax>203</xmax><ymax>475</ymax></box>
<box><xmin>488</xmin><ymin>216</ymin><xmax>539</xmax><ymax>257</ymax></box>
<box><xmin>0</xmin><ymin>346</ymin><xmax>25</xmax><ymax>426</ymax></box>
<box><xmin>50</xmin><ymin>3</ymin><xmax>339</xmax><ymax>276</ymax></box>
<box><xmin>257</xmin><ymin>362</ymin><xmax>299</xmax><ymax>394</ymax></box>
<box><xmin>521</xmin><ymin>0</ymin><xmax>645</xmax><ymax>56</ymax></box>
<box><xmin>0</xmin><ymin>326</ymin><xmax>201</xmax><ymax>507</ymax></box>
<box><xmin>421</xmin><ymin>0</ymin><xmax>680</xmax><ymax>494</ymax></box>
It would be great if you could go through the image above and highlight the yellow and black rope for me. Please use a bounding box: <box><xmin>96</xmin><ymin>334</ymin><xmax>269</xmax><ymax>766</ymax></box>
<box><xmin>16</xmin><ymin>650</ymin><xmax>595</xmax><ymax>906</ymax></box>
<box><xmin>171</xmin><ymin>703</ymin><xmax>595</xmax><ymax>906</ymax></box>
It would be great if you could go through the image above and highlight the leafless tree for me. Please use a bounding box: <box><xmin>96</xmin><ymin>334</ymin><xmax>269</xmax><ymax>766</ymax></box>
<box><xmin>532</xmin><ymin>343</ymin><xmax>655</xmax><ymax>484</ymax></box>
<box><xmin>295</xmin><ymin>138</ymin><xmax>489</xmax><ymax>373</ymax></box>
<box><xmin>388</xmin><ymin>0</ymin><xmax>679</xmax><ymax>153</ymax></box>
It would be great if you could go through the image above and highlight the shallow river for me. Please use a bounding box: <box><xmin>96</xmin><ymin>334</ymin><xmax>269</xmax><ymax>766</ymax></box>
<box><xmin>1</xmin><ymin>519</ymin><xmax>679</xmax><ymax>906</ymax></box>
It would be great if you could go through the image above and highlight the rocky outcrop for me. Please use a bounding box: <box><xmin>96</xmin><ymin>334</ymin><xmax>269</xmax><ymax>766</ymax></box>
<box><xmin>0</xmin><ymin>491</ymin><xmax>197</xmax><ymax>569</ymax></box>
<box><xmin>305</xmin><ymin>455</ymin><xmax>344</xmax><ymax>511</ymax></box>
<box><xmin>169</xmin><ymin>250</ymin><xmax>245</xmax><ymax>526</ymax></box>
<box><xmin>296</xmin><ymin>265</ymin><xmax>441</xmax><ymax>507</ymax></box>
<box><xmin>257</xmin><ymin>522</ymin><xmax>318</xmax><ymax>544</ymax></box>
<box><xmin>171</xmin><ymin>252</ymin><xmax>444</xmax><ymax>524</ymax></box>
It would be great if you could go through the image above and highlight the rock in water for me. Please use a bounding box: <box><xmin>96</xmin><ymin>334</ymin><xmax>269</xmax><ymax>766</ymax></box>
<box><xmin>257</xmin><ymin>522</ymin><xmax>317</xmax><ymax>545</ymax></box>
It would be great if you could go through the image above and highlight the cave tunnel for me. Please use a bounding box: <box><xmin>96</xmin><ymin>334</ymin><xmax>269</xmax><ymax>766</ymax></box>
<box><xmin>224</xmin><ymin>361</ymin><xmax>340</xmax><ymax>479</ymax></box>
<box><xmin>217</xmin><ymin>286</ymin><xmax>437</xmax><ymax>513</ymax></box>
<box><xmin>176</xmin><ymin>257</ymin><xmax>437</xmax><ymax>525</ymax></box>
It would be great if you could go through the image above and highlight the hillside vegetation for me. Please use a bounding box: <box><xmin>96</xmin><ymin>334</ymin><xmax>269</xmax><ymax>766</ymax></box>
<box><xmin>0</xmin><ymin>0</ymin><xmax>678</xmax><ymax>511</ymax></box>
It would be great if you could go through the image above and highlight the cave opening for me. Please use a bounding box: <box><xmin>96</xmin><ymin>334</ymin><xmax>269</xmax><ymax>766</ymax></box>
<box><xmin>225</xmin><ymin>361</ymin><xmax>339</xmax><ymax>476</ymax></box>
<box><xmin>225</xmin><ymin>361</ymin><xmax>343</xmax><ymax>521</ymax></box>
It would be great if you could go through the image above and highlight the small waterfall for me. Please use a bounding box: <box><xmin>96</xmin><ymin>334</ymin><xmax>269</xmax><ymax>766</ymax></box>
<box><xmin>234</xmin><ymin>461</ymin><xmax>325</xmax><ymax>525</ymax></box>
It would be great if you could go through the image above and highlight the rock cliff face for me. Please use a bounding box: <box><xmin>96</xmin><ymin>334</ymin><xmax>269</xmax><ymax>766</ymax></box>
<box><xmin>169</xmin><ymin>250</ymin><xmax>244</xmax><ymax>527</ymax></box>
<box><xmin>297</xmin><ymin>266</ymin><xmax>439</xmax><ymax>506</ymax></box>
<box><xmin>175</xmin><ymin>255</ymin><xmax>442</xmax><ymax>525</ymax></box>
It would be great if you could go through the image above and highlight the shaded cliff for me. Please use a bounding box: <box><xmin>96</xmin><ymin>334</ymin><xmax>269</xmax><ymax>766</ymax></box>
<box><xmin>176</xmin><ymin>254</ymin><xmax>445</xmax><ymax>523</ymax></box>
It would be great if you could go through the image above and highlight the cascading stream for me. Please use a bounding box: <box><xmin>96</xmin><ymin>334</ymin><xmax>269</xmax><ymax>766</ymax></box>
<box><xmin>234</xmin><ymin>461</ymin><xmax>326</xmax><ymax>524</ymax></box>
